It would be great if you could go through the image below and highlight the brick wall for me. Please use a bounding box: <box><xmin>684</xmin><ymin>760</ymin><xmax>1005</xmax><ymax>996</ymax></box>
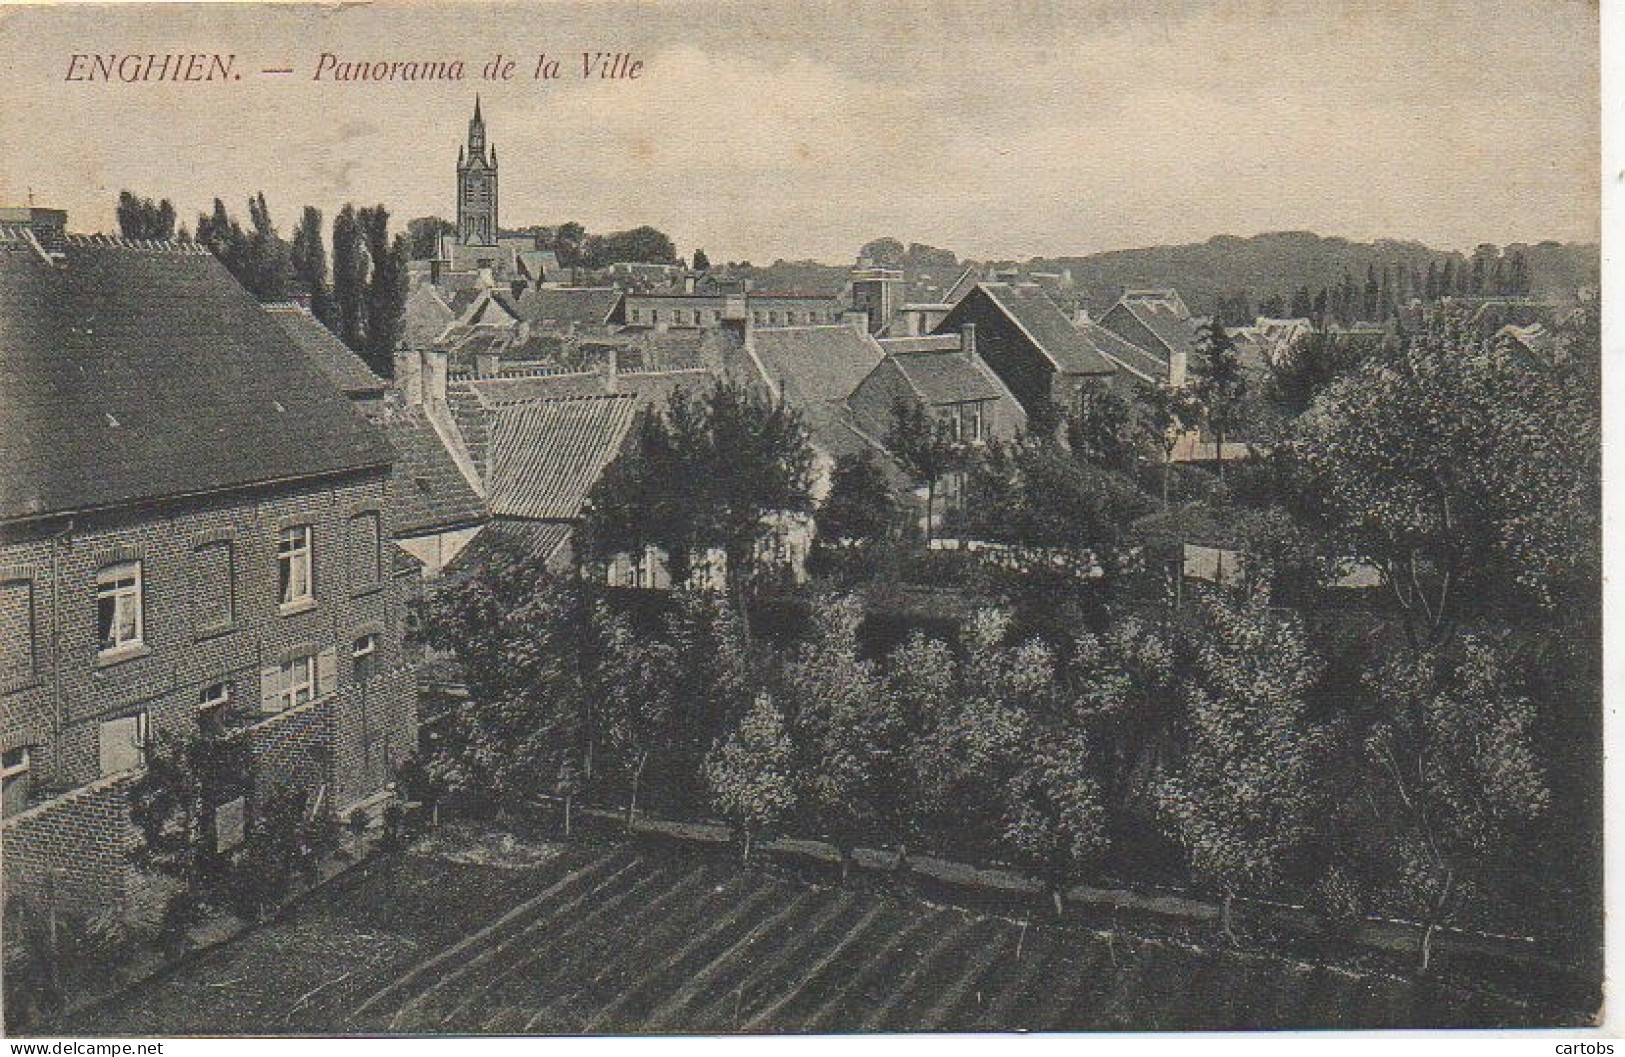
<box><xmin>0</xmin><ymin>773</ymin><xmax>136</xmax><ymax>917</ymax></box>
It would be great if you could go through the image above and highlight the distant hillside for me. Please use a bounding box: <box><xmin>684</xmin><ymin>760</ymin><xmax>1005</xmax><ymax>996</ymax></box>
<box><xmin>1029</xmin><ymin>232</ymin><xmax>1598</xmax><ymax>317</ymax></box>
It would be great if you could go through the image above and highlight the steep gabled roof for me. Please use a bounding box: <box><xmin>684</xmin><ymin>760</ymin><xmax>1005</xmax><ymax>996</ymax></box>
<box><xmin>748</xmin><ymin>325</ymin><xmax>885</xmax><ymax>407</ymax></box>
<box><xmin>888</xmin><ymin>350</ymin><xmax>1004</xmax><ymax>406</ymax></box>
<box><xmin>515</xmin><ymin>286</ymin><xmax>623</xmax><ymax>329</ymax></box>
<box><xmin>0</xmin><ymin>238</ymin><xmax>392</xmax><ymax>522</ymax></box>
<box><xmin>1109</xmin><ymin>295</ymin><xmax>1199</xmax><ymax>362</ymax></box>
<box><xmin>369</xmin><ymin>406</ymin><xmax>487</xmax><ymax>537</ymax></box>
<box><xmin>1077</xmin><ymin>319</ymin><xmax>1168</xmax><ymax>384</ymax></box>
<box><xmin>973</xmin><ymin>283</ymin><xmax>1116</xmax><ymax>376</ymax></box>
<box><xmin>876</xmin><ymin>334</ymin><xmax>963</xmax><ymax>354</ymax></box>
<box><xmin>485</xmin><ymin>395</ymin><xmax>639</xmax><ymax>520</ymax></box>
<box><xmin>403</xmin><ymin>283</ymin><xmax>455</xmax><ymax>348</ymax></box>
<box><xmin>263</xmin><ymin>303</ymin><xmax>387</xmax><ymax>397</ymax></box>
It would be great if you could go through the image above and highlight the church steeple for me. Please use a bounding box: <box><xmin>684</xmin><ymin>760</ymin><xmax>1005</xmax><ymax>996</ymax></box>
<box><xmin>456</xmin><ymin>97</ymin><xmax>498</xmax><ymax>246</ymax></box>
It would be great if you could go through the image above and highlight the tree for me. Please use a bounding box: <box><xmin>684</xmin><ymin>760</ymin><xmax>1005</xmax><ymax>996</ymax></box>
<box><xmin>115</xmin><ymin>191</ymin><xmax>176</xmax><ymax>241</ymax></box>
<box><xmin>1003</xmin><ymin>731</ymin><xmax>1108</xmax><ymax>916</ymax></box>
<box><xmin>552</xmin><ymin>221</ymin><xmax>587</xmax><ymax>267</ymax></box>
<box><xmin>331</xmin><ymin>205</ymin><xmax>368</xmax><ymax>352</ymax></box>
<box><xmin>290</xmin><ymin>207</ymin><xmax>334</xmax><ymax>327</ymax></box>
<box><xmin>886</xmin><ymin>398</ymin><xmax>961</xmax><ymax>540</ymax></box>
<box><xmin>1293</xmin><ymin>314</ymin><xmax>1598</xmax><ymax>645</ymax></box>
<box><xmin>1159</xmin><ymin>589</ymin><xmax>1323</xmax><ymax>942</ymax></box>
<box><xmin>784</xmin><ymin>594</ymin><xmax>893</xmax><ymax>880</ymax></box>
<box><xmin>584</xmin><ymin>378</ymin><xmax>815</xmax><ymax>630</ymax></box>
<box><xmin>127</xmin><ymin>731</ymin><xmax>251</xmax><ymax>927</ymax></box>
<box><xmin>665</xmin><ymin>585</ymin><xmax>755</xmax><ymax>803</ymax></box>
<box><xmin>415</xmin><ymin>538</ymin><xmax>595</xmax><ymax>812</ymax></box>
<box><xmin>880</xmin><ymin>632</ymin><xmax>962</xmax><ymax>867</ymax></box>
<box><xmin>405</xmin><ymin>216</ymin><xmax>453</xmax><ymax>260</ymax></box>
<box><xmin>706</xmin><ymin>693</ymin><xmax>797</xmax><ymax>864</ymax></box>
<box><xmin>580</xmin><ymin>225</ymin><xmax>678</xmax><ymax>267</ymax></box>
<box><xmin>1138</xmin><ymin>383</ymin><xmax>1202</xmax><ymax>510</ymax></box>
<box><xmin>691</xmin><ymin>248</ymin><xmax>712</xmax><ymax>272</ymax></box>
<box><xmin>595</xmin><ymin>602</ymin><xmax>678</xmax><ymax>829</ymax></box>
<box><xmin>1188</xmin><ymin>319</ymin><xmax>1247</xmax><ymax>476</ymax></box>
<box><xmin>815</xmin><ymin>448</ymin><xmax>897</xmax><ymax>571</ymax></box>
<box><xmin>1362</xmin><ymin>636</ymin><xmax>1548</xmax><ymax>970</ymax></box>
<box><xmin>244</xmin><ymin>192</ymin><xmax>291</xmax><ymax>301</ymax></box>
<box><xmin>357</xmin><ymin>205</ymin><xmax>407</xmax><ymax>378</ymax></box>
<box><xmin>1066</xmin><ymin>378</ymin><xmax>1147</xmax><ymax>475</ymax></box>
<box><xmin>858</xmin><ymin>237</ymin><xmax>906</xmax><ymax>267</ymax></box>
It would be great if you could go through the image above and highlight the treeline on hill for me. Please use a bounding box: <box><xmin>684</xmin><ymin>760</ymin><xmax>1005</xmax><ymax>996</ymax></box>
<box><xmin>1030</xmin><ymin>231</ymin><xmax>1598</xmax><ymax>320</ymax></box>
<box><xmin>116</xmin><ymin>190</ymin><xmax>410</xmax><ymax>378</ymax></box>
<box><xmin>409</xmin><ymin>301</ymin><xmax>1599</xmax><ymax>974</ymax></box>
<box><xmin>405</xmin><ymin>215</ymin><xmax>682</xmax><ymax>270</ymax></box>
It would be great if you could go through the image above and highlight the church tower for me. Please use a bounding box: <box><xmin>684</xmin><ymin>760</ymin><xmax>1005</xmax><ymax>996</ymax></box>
<box><xmin>456</xmin><ymin>96</ymin><xmax>498</xmax><ymax>245</ymax></box>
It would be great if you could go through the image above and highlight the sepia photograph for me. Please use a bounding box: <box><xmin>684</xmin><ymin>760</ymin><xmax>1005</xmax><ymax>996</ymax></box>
<box><xmin>0</xmin><ymin>0</ymin><xmax>1606</xmax><ymax>1040</ymax></box>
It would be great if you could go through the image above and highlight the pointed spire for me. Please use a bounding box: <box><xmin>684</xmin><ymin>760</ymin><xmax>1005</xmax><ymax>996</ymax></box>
<box><xmin>473</xmin><ymin>93</ymin><xmax>482</xmax><ymax>125</ymax></box>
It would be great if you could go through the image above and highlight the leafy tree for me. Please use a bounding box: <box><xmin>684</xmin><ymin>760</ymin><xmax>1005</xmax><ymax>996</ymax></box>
<box><xmin>581</xmin><ymin>225</ymin><xmax>678</xmax><ymax>267</ymax></box>
<box><xmin>290</xmin><ymin>207</ymin><xmax>334</xmax><ymax>328</ymax></box>
<box><xmin>1159</xmin><ymin>589</ymin><xmax>1323</xmax><ymax>942</ymax></box>
<box><xmin>405</xmin><ymin>215</ymin><xmax>453</xmax><ymax>260</ymax></box>
<box><xmin>358</xmin><ymin>205</ymin><xmax>407</xmax><ymax>378</ymax></box>
<box><xmin>1003</xmin><ymin>731</ymin><xmax>1108</xmax><ymax>916</ymax></box>
<box><xmin>816</xmin><ymin>449</ymin><xmax>897</xmax><ymax>546</ymax></box>
<box><xmin>880</xmin><ymin>632</ymin><xmax>962</xmax><ymax>866</ymax></box>
<box><xmin>1187</xmin><ymin>319</ymin><xmax>1247</xmax><ymax>476</ymax></box>
<box><xmin>552</xmin><ymin>221</ymin><xmax>587</xmax><ymax>267</ymax></box>
<box><xmin>691</xmin><ymin>248</ymin><xmax>712</xmax><ymax>272</ymax></box>
<box><xmin>784</xmin><ymin>594</ymin><xmax>894</xmax><ymax>880</ymax></box>
<box><xmin>115</xmin><ymin>191</ymin><xmax>176</xmax><ymax>240</ymax></box>
<box><xmin>1064</xmin><ymin>618</ymin><xmax>1180</xmax><ymax>827</ymax></box>
<box><xmin>1137</xmin><ymin>383</ymin><xmax>1202</xmax><ymax>510</ymax></box>
<box><xmin>595</xmin><ymin>602</ymin><xmax>678</xmax><ymax>829</ymax></box>
<box><xmin>585</xmin><ymin>378</ymin><xmax>815</xmax><ymax>626</ymax></box>
<box><xmin>706</xmin><ymin>692</ymin><xmax>797</xmax><ymax>864</ymax></box>
<box><xmin>1066</xmin><ymin>378</ymin><xmax>1148</xmax><ymax>475</ymax></box>
<box><xmin>886</xmin><ymin>397</ymin><xmax>962</xmax><ymax>539</ymax></box>
<box><xmin>415</xmin><ymin>539</ymin><xmax>594</xmax><ymax>811</ymax></box>
<box><xmin>127</xmin><ymin>731</ymin><xmax>251</xmax><ymax>925</ymax></box>
<box><xmin>332</xmin><ymin>204</ymin><xmax>368</xmax><ymax>352</ymax></box>
<box><xmin>1362</xmin><ymin>636</ymin><xmax>1548</xmax><ymax>970</ymax></box>
<box><xmin>858</xmin><ymin>237</ymin><xmax>906</xmax><ymax>267</ymax></box>
<box><xmin>663</xmin><ymin>585</ymin><xmax>756</xmax><ymax>804</ymax></box>
<box><xmin>1293</xmin><ymin>315</ymin><xmax>1598</xmax><ymax>645</ymax></box>
<box><xmin>1265</xmin><ymin>328</ymin><xmax>1369</xmax><ymax>415</ymax></box>
<box><xmin>244</xmin><ymin>192</ymin><xmax>292</xmax><ymax>301</ymax></box>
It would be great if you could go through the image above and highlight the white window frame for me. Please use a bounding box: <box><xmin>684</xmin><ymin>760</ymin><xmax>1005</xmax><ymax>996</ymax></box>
<box><xmin>277</xmin><ymin>526</ymin><xmax>314</xmax><ymax>609</ymax></box>
<box><xmin>96</xmin><ymin>560</ymin><xmax>144</xmax><ymax>654</ymax></box>
<box><xmin>352</xmin><ymin>633</ymin><xmax>379</xmax><ymax>682</ymax></box>
<box><xmin>279</xmin><ymin>653</ymin><xmax>317</xmax><ymax>710</ymax></box>
<box><xmin>1</xmin><ymin>746</ymin><xmax>30</xmax><ymax>779</ymax></box>
<box><xmin>199</xmin><ymin>681</ymin><xmax>230</xmax><ymax>713</ymax></box>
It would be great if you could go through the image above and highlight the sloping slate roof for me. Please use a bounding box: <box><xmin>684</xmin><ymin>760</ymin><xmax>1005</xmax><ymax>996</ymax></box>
<box><xmin>1118</xmin><ymin>298</ymin><xmax>1199</xmax><ymax>359</ymax></box>
<box><xmin>0</xmin><ymin>240</ymin><xmax>392</xmax><ymax>522</ymax></box>
<box><xmin>517</xmin><ymin>250</ymin><xmax>561</xmax><ymax>279</ymax></box>
<box><xmin>1078</xmin><ymin>319</ymin><xmax>1169</xmax><ymax>382</ymax></box>
<box><xmin>264</xmin><ymin>304</ymin><xmax>387</xmax><ymax>395</ymax></box>
<box><xmin>449</xmin><ymin>519</ymin><xmax>573</xmax><ymax>575</ymax></box>
<box><xmin>877</xmin><ymin>334</ymin><xmax>963</xmax><ymax>354</ymax></box>
<box><xmin>403</xmin><ymin>284</ymin><xmax>455</xmax><ymax>348</ymax></box>
<box><xmin>890</xmin><ymin>350</ymin><xmax>1003</xmax><ymax>405</ymax></box>
<box><xmin>516</xmin><ymin>286</ymin><xmax>622</xmax><ymax>329</ymax></box>
<box><xmin>978</xmin><ymin>284</ymin><xmax>1116</xmax><ymax>376</ymax></box>
<box><xmin>749</xmin><ymin>326</ymin><xmax>885</xmax><ymax>407</ymax></box>
<box><xmin>467</xmin><ymin>368</ymin><xmax>712</xmax><ymax>412</ymax></box>
<box><xmin>371</xmin><ymin>407</ymin><xmax>487</xmax><ymax>537</ymax></box>
<box><xmin>485</xmin><ymin>395</ymin><xmax>639</xmax><ymax>520</ymax></box>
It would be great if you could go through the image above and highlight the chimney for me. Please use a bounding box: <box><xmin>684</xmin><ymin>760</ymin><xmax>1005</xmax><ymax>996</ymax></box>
<box><xmin>394</xmin><ymin>349</ymin><xmax>424</xmax><ymax>406</ymax></box>
<box><xmin>684</xmin><ymin>273</ymin><xmax>697</xmax><ymax>294</ymax></box>
<box><xmin>961</xmin><ymin>323</ymin><xmax>977</xmax><ymax>364</ymax></box>
<box><xmin>602</xmin><ymin>346</ymin><xmax>619</xmax><ymax>394</ymax></box>
<box><xmin>423</xmin><ymin>348</ymin><xmax>449</xmax><ymax>405</ymax></box>
<box><xmin>1169</xmin><ymin>348</ymin><xmax>1188</xmax><ymax>389</ymax></box>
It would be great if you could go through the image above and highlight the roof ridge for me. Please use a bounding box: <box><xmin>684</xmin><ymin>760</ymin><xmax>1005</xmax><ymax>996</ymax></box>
<box><xmin>61</xmin><ymin>233</ymin><xmax>210</xmax><ymax>254</ymax></box>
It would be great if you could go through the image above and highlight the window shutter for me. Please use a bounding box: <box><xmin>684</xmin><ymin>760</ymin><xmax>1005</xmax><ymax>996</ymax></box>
<box><xmin>316</xmin><ymin>646</ymin><xmax>339</xmax><ymax>698</ymax></box>
<box><xmin>98</xmin><ymin>715</ymin><xmax>142</xmax><ymax>776</ymax></box>
<box><xmin>260</xmin><ymin>664</ymin><xmax>282</xmax><ymax>713</ymax></box>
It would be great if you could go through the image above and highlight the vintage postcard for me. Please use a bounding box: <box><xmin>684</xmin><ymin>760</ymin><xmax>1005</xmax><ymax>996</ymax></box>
<box><xmin>0</xmin><ymin>0</ymin><xmax>1604</xmax><ymax>1041</ymax></box>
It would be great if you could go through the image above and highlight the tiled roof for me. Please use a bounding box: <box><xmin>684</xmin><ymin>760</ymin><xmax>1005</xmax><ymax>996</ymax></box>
<box><xmin>748</xmin><ymin>326</ymin><xmax>885</xmax><ymax>407</ymax></box>
<box><xmin>0</xmin><ymin>240</ymin><xmax>392</xmax><ymax>522</ymax></box>
<box><xmin>1116</xmin><ymin>297</ymin><xmax>1199</xmax><ymax>361</ymax></box>
<box><xmin>517</xmin><ymin>250</ymin><xmax>561</xmax><ymax>279</ymax></box>
<box><xmin>1077</xmin><ymin>319</ymin><xmax>1168</xmax><ymax>383</ymax></box>
<box><xmin>370</xmin><ymin>406</ymin><xmax>487</xmax><ymax>537</ymax></box>
<box><xmin>263</xmin><ymin>304</ymin><xmax>387</xmax><ymax>396</ymax></box>
<box><xmin>889</xmin><ymin>350</ymin><xmax>1003</xmax><ymax>406</ymax></box>
<box><xmin>516</xmin><ymin>286</ymin><xmax>622</xmax><ymax>329</ymax></box>
<box><xmin>403</xmin><ymin>284</ymin><xmax>455</xmax><ymax>348</ymax></box>
<box><xmin>977</xmin><ymin>284</ymin><xmax>1117</xmax><ymax>376</ymax></box>
<box><xmin>467</xmin><ymin>368</ymin><xmax>711</xmax><ymax>412</ymax></box>
<box><xmin>485</xmin><ymin>395</ymin><xmax>639</xmax><ymax>520</ymax></box>
<box><xmin>453</xmin><ymin>519</ymin><xmax>574</xmax><ymax>571</ymax></box>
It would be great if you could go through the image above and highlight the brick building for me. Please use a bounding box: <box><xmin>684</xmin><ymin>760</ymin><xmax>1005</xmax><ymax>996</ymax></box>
<box><xmin>0</xmin><ymin>228</ymin><xmax>417</xmax><ymax>918</ymax></box>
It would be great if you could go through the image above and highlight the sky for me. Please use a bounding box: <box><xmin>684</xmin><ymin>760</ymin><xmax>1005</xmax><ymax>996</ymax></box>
<box><xmin>0</xmin><ymin>0</ymin><xmax>1600</xmax><ymax>263</ymax></box>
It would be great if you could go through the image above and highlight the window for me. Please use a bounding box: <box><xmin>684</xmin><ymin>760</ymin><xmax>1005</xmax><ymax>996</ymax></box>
<box><xmin>692</xmin><ymin>309</ymin><xmax>703</xmax><ymax>325</ymax></box>
<box><xmin>277</xmin><ymin>653</ymin><xmax>316</xmax><ymax>711</ymax></box>
<box><xmin>2</xmin><ymin>746</ymin><xmax>30</xmax><ymax>816</ymax></box>
<box><xmin>277</xmin><ymin>526</ymin><xmax>313</xmax><ymax>608</ymax></box>
<box><xmin>630</xmin><ymin>308</ymin><xmax>641</xmax><ymax>323</ymax></box>
<box><xmin>96</xmin><ymin>561</ymin><xmax>144</xmax><ymax>654</ymax></box>
<box><xmin>98</xmin><ymin>711</ymin><xmax>149</xmax><ymax>776</ymax></box>
<box><xmin>260</xmin><ymin>647</ymin><xmax>336</xmax><ymax>713</ymax></box>
<box><xmin>0</xmin><ymin>579</ymin><xmax>35</xmax><ymax>685</ymax></box>
<box><xmin>352</xmin><ymin>634</ymin><xmax>379</xmax><ymax>683</ymax></box>
<box><xmin>199</xmin><ymin>681</ymin><xmax>230</xmax><ymax>712</ymax></box>
<box><xmin>350</xmin><ymin>513</ymin><xmax>382</xmax><ymax>589</ymax></box>
<box><xmin>193</xmin><ymin>540</ymin><xmax>235</xmax><ymax>631</ymax></box>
